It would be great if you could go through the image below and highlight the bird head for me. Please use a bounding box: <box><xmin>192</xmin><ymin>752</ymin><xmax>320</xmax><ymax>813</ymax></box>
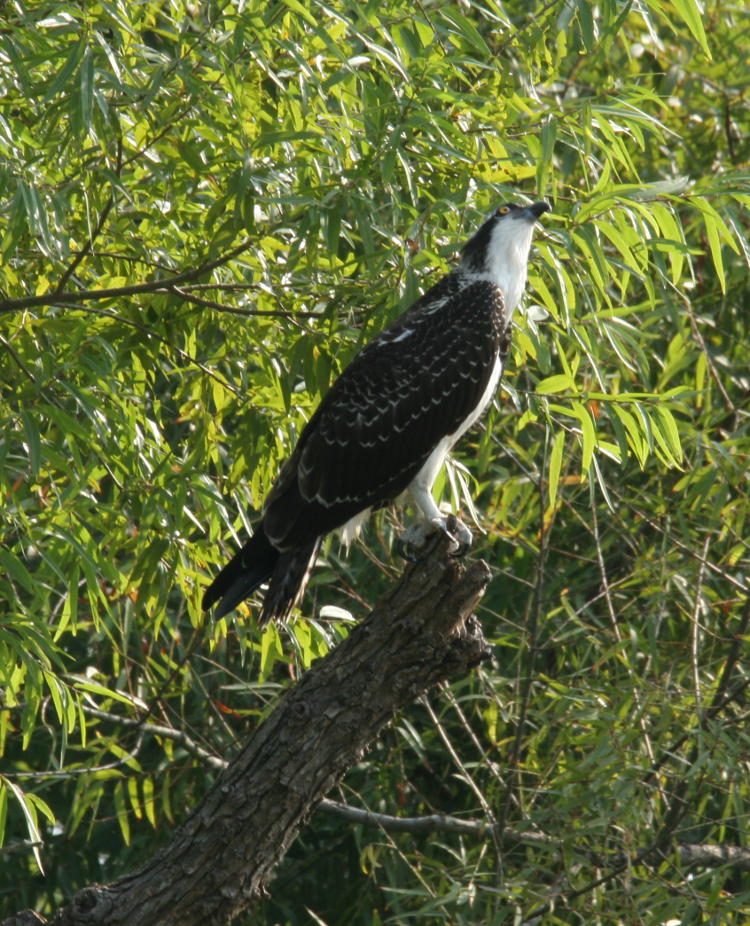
<box><xmin>460</xmin><ymin>201</ymin><xmax>550</xmax><ymax>314</ymax></box>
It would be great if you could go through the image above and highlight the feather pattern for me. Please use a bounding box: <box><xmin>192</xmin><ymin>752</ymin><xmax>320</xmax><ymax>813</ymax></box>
<box><xmin>263</xmin><ymin>275</ymin><xmax>507</xmax><ymax>550</ymax></box>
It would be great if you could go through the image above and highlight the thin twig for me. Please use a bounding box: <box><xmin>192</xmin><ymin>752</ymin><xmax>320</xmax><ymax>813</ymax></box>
<box><xmin>494</xmin><ymin>0</ymin><xmax>560</xmax><ymax>54</ymax></box>
<box><xmin>589</xmin><ymin>478</ymin><xmax>661</xmax><ymax>797</ymax></box>
<box><xmin>41</xmin><ymin>303</ymin><xmax>244</xmax><ymax>398</ymax></box>
<box><xmin>55</xmin><ymin>195</ymin><xmax>114</xmax><ymax>293</ymax></box>
<box><xmin>170</xmin><ymin>285</ymin><xmax>321</xmax><ymax>327</ymax></box>
<box><xmin>691</xmin><ymin>535</ymin><xmax>712</xmax><ymax>712</ymax></box>
<box><xmin>0</xmin><ymin>333</ymin><xmax>36</xmax><ymax>383</ymax></box>
<box><xmin>496</xmin><ymin>424</ymin><xmax>551</xmax><ymax>837</ymax></box>
<box><xmin>439</xmin><ymin>682</ymin><xmax>509</xmax><ymax>793</ymax></box>
<box><xmin>81</xmin><ymin>704</ymin><xmax>226</xmax><ymax>770</ymax></box>
<box><xmin>55</xmin><ymin>135</ymin><xmax>123</xmax><ymax>293</ymax></box>
<box><xmin>519</xmin><ymin>597</ymin><xmax>750</xmax><ymax>922</ymax></box>
<box><xmin>421</xmin><ymin>694</ymin><xmax>503</xmax><ymax>860</ymax></box>
<box><xmin>609</xmin><ymin>486</ymin><xmax>748</xmax><ymax>595</ymax></box>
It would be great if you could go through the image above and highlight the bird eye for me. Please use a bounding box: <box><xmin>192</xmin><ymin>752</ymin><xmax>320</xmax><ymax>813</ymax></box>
<box><xmin>497</xmin><ymin>206</ymin><xmax>510</xmax><ymax>215</ymax></box>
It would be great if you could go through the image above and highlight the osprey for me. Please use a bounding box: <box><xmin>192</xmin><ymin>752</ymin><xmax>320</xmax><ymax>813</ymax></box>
<box><xmin>203</xmin><ymin>201</ymin><xmax>550</xmax><ymax>624</ymax></box>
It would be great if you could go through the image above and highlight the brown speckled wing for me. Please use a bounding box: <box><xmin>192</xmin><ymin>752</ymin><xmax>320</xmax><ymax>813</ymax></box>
<box><xmin>263</xmin><ymin>276</ymin><xmax>507</xmax><ymax>550</ymax></box>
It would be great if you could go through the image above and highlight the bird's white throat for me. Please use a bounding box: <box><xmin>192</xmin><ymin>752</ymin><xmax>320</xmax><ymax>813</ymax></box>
<box><xmin>484</xmin><ymin>219</ymin><xmax>536</xmax><ymax>316</ymax></box>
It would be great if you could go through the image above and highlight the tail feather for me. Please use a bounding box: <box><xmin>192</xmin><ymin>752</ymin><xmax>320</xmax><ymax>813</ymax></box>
<box><xmin>202</xmin><ymin>529</ymin><xmax>279</xmax><ymax>620</ymax></box>
<box><xmin>202</xmin><ymin>530</ymin><xmax>322</xmax><ymax>625</ymax></box>
<box><xmin>259</xmin><ymin>538</ymin><xmax>321</xmax><ymax>625</ymax></box>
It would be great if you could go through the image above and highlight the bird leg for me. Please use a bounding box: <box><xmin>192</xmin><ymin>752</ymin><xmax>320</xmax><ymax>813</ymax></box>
<box><xmin>398</xmin><ymin>480</ymin><xmax>474</xmax><ymax>561</ymax></box>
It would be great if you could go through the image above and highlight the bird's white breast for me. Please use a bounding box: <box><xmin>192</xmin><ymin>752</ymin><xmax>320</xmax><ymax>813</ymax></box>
<box><xmin>338</xmin><ymin>354</ymin><xmax>503</xmax><ymax>548</ymax></box>
<box><xmin>408</xmin><ymin>353</ymin><xmax>503</xmax><ymax>494</ymax></box>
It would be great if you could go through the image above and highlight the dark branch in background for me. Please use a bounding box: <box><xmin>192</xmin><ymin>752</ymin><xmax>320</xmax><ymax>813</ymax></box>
<box><xmin>0</xmin><ymin>236</ymin><xmax>257</xmax><ymax>316</ymax></box>
<box><xmin>319</xmin><ymin>799</ymin><xmax>750</xmax><ymax>872</ymax></box>
<box><xmin>5</xmin><ymin>530</ymin><xmax>490</xmax><ymax>926</ymax></box>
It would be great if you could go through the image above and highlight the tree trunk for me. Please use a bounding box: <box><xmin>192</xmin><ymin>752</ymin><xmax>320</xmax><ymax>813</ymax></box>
<box><xmin>18</xmin><ymin>531</ymin><xmax>491</xmax><ymax>926</ymax></box>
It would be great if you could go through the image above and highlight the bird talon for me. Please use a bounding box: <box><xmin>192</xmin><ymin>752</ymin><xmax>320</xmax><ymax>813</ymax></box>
<box><xmin>398</xmin><ymin>516</ymin><xmax>473</xmax><ymax>560</ymax></box>
<box><xmin>448</xmin><ymin>538</ymin><xmax>472</xmax><ymax>559</ymax></box>
<box><xmin>397</xmin><ymin>538</ymin><xmax>426</xmax><ymax>563</ymax></box>
<box><xmin>443</xmin><ymin>515</ymin><xmax>473</xmax><ymax>557</ymax></box>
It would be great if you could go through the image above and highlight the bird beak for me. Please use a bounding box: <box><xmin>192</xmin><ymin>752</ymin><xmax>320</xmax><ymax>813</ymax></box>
<box><xmin>524</xmin><ymin>202</ymin><xmax>551</xmax><ymax>221</ymax></box>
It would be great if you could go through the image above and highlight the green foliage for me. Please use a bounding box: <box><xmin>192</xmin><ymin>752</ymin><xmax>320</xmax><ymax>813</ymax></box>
<box><xmin>1</xmin><ymin>0</ymin><xmax>749</xmax><ymax>922</ymax></box>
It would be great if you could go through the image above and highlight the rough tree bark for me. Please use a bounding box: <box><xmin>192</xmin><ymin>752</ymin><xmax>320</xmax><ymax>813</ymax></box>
<box><xmin>9</xmin><ymin>531</ymin><xmax>491</xmax><ymax>926</ymax></box>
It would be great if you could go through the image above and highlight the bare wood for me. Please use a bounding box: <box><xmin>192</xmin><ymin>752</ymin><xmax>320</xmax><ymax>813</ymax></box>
<box><xmin>26</xmin><ymin>531</ymin><xmax>490</xmax><ymax>926</ymax></box>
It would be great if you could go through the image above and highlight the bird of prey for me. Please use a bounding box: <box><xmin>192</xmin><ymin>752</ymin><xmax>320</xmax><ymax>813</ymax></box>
<box><xmin>203</xmin><ymin>201</ymin><xmax>550</xmax><ymax>625</ymax></box>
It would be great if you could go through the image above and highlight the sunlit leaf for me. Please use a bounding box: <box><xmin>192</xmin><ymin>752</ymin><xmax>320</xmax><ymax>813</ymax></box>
<box><xmin>535</xmin><ymin>373</ymin><xmax>577</xmax><ymax>395</ymax></box>
<box><xmin>547</xmin><ymin>428</ymin><xmax>565</xmax><ymax>509</ymax></box>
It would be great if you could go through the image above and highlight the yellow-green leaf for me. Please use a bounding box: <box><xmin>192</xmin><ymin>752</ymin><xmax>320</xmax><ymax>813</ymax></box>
<box><xmin>670</xmin><ymin>0</ymin><xmax>712</xmax><ymax>58</ymax></box>
<box><xmin>548</xmin><ymin>429</ymin><xmax>565</xmax><ymax>509</ymax></box>
<box><xmin>536</xmin><ymin>373</ymin><xmax>576</xmax><ymax>395</ymax></box>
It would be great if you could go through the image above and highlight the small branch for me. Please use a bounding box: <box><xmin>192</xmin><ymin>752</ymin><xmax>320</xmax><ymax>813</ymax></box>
<box><xmin>3</xmin><ymin>727</ymin><xmax>145</xmax><ymax>780</ymax></box>
<box><xmin>80</xmin><ymin>705</ymin><xmax>226</xmax><ymax>771</ymax></box>
<box><xmin>421</xmin><ymin>694</ymin><xmax>503</xmax><ymax>859</ymax></box>
<box><xmin>0</xmin><ymin>333</ymin><xmax>36</xmax><ymax>383</ymax></box>
<box><xmin>55</xmin><ymin>138</ymin><xmax>123</xmax><ymax>294</ymax></box>
<box><xmin>497</xmin><ymin>425</ymin><xmax>551</xmax><ymax>836</ymax></box>
<box><xmin>440</xmin><ymin>682</ymin><xmax>508</xmax><ymax>792</ymax></box>
<box><xmin>676</xmin><ymin>841</ymin><xmax>750</xmax><ymax>870</ymax></box>
<box><xmin>319</xmin><ymin>798</ymin><xmax>551</xmax><ymax>844</ymax></box>
<box><xmin>493</xmin><ymin>0</ymin><xmax>560</xmax><ymax>55</ymax></box>
<box><xmin>1</xmin><ymin>912</ymin><xmax>47</xmax><ymax>926</ymax></box>
<box><xmin>170</xmin><ymin>285</ymin><xmax>321</xmax><ymax>326</ymax></box>
<box><xmin>518</xmin><ymin>597</ymin><xmax>750</xmax><ymax>922</ymax></box>
<box><xmin>589</xmin><ymin>478</ymin><xmax>661</xmax><ymax>795</ymax></box>
<box><xmin>43</xmin><ymin>303</ymin><xmax>243</xmax><ymax>397</ymax></box>
<box><xmin>319</xmin><ymin>800</ymin><xmax>750</xmax><ymax>871</ymax></box>
<box><xmin>0</xmin><ymin>237</ymin><xmax>256</xmax><ymax>316</ymax></box>
<box><xmin>682</xmin><ymin>290</ymin><xmax>735</xmax><ymax>411</ymax></box>
<box><xmin>55</xmin><ymin>195</ymin><xmax>114</xmax><ymax>294</ymax></box>
<box><xmin>609</xmin><ymin>487</ymin><xmax>748</xmax><ymax>595</ymax></box>
<box><xmin>690</xmin><ymin>534</ymin><xmax>712</xmax><ymax>711</ymax></box>
<box><xmin>644</xmin><ymin>596</ymin><xmax>750</xmax><ymax>786</ymax></box>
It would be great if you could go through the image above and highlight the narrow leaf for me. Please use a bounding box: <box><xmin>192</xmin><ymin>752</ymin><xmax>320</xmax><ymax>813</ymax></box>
<box><xmin>548</xmin><ymin>429</ymin><xmax>565</xmax><ymax>509</ymax></box>
<box><xmin>536</xmin><ymin>373</ymin><xmax>576</xmax><ymax>395</ymax></box>
<box><xmin>702</xmin><ymin>212</ymin><xmax>725</xmax><ymax>292</ymax></box>
<box><xmin>671</xmin><ymin>0</ymin><xmax>712</xmax><ymax>58</ymax></box>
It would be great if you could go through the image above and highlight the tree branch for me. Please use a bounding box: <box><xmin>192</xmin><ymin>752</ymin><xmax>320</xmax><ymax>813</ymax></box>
<box><xmin>0</xmin><ymin>237</ymin><xmax>256</xmax><ymax>316</ymax></box>
<box><xmin>319</xmin><ymin>800</ymin><xmax>750</xmax><ymax>871</ymax></box>
<box><xmin>12</xmin><ymin>530</ymin><xmax>490</xmax><ymax>926</ymax></box>
<box><xmin>8</xmin><ymin>546</ymin><xmax>747</xmax><ymax>926</ymax></box>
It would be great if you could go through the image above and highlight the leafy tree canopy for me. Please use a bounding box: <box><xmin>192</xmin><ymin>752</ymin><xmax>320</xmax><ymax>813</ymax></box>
<box><xmin>1</xmin><ymin>0</ymin><xmax>749</xmax><ymax>922</ymax></box>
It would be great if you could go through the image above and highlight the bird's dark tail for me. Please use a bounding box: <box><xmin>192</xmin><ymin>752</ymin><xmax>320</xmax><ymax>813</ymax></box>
<box><xmin>202</xmin><ymin>529</ymin><xmax>321</xmax><ymax>626</ymax></box>
<box><xmin>202</xmin><ymin>529</ymin><xmax>279</xmax><ymax>621</ymax></box>
<box><xmin>259</xmin><ymin>537</ymin><xmax>321</xmax><ymax>625</ymax></box>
